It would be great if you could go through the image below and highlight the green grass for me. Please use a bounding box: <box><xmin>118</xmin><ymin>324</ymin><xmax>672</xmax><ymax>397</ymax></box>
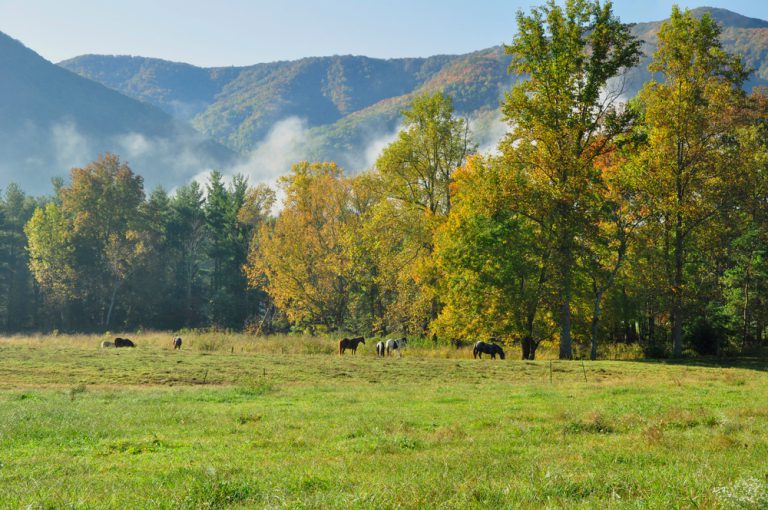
<box><xmin>0</xmin><ymin>334</ymin><xmax>766</xmax><ymax>508</ymax></box>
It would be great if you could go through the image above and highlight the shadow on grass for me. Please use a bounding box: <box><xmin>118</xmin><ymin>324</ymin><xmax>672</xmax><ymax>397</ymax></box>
<box><xmin>630</xmin><ymin>357</ymin><xmax>768</xmax><ymax>372</ymax></box>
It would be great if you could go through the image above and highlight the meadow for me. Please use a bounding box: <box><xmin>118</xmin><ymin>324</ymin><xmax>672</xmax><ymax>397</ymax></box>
<box><xmin>0</xmin><ymin>333</ymin><xmax>766</xmax><ymax>509</ymax></box>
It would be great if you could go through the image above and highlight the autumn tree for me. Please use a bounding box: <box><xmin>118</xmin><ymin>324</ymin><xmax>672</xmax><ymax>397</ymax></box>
<box><xmin>25</xmin><ymin>201</ymin><xmax>76</xmax><ymax>325</ymax></box>
<box><xmin>635</xmin><ymin>7</ymin><xmax>748</xmax><ymax>357</ymax></box>
<box><xmin>247</xmin><ymin>162</ymin><xmax>354</xmax><ymax>330</ymax></box>
<box><xmin>501</xmin><ymin>0</ymin><xmax>641</xmax><ymax>358</ymax></box>
<box><xmin>26</xmin><ymin>154</ymin><xmax>147</xmax><ymax>329</ymax></box>
<box><xmin>372</xmin><ymin>92</ymin><xmax>474</xmax><ymax>333</ymax></box>
<box><xmin>434</xmin><ymin>155</ymin><xmax>555</xmax><ymax>359</ymax></box>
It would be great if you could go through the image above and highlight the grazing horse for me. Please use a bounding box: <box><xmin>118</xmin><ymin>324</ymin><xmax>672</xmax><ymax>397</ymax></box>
<box><xmin>385</xmin><ymin>337</ymin><xmax>407</xmax><ymax>357</ymax></box>
<box><xmin>114</xmin><ymin>337</ymin><xmax>135</xmax><ymax>348</ymax></box>
<box><xmin>473</xmin><ymin>341</ymin><xmax>505</xmax><ymax>359</ymax></box>
<box><xmin>376</xmin><ymin>341</ymin><xmax>385</xmax><ymax>357</ymax></box>
<box><xmin>339</xmin><ymin>336</ymin><xmax>365</xmax><ymax>355</ymax></box>
<box><xmin>100</xmin><ymin>341</ymin><xmax>115</xmax><ymax>349</ymax></box>
<box><xmin>173</xmin><ymin>336</ymin><xmax>182</xmax><ymax>350</ymax></box>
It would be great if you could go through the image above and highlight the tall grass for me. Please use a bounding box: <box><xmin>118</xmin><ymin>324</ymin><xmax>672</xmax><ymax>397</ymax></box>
<box><xmin>0</xmin><ymin>331</ymin><xmax>645</xmax><ymax>360</ymax></box>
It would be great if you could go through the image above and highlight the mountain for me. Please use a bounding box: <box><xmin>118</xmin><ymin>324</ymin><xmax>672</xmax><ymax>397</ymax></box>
<box><xmin>0</xmin><ymin>31</ymin><xmax>237</xmax><ymax>193</ymax></box>
<box><xmin>12</xmin><ymin>6</ymin><xmax>768</xmax><ymax>186</ymax></box>
<box><xmin>61</xmin><ymin>48</ymin><xmax>514</xmax><ymax>169</ymax></box>
<box><xmin>0</xmin><ymin>5</ymin><xmax>762</xmax><ymax>197</ymax></box>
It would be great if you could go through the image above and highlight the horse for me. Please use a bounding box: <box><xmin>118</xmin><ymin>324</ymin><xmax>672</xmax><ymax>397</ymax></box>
<box><xmin>385</xmin><ymin>337</ymin><xmax>407</xmax><ymax>357</ymax></box>
<box><xmin>339</xmin><ymin>336</ymin><xmax>365</xmax><ymax>355</ymax></box>
<box><xmin>100</xmin><ymin>341</ymin><xmax>115</xmax><ymax>348</ymax></box>
<box><xmin>376</xmin><ymin>341</ymin><xmax>385</xmax><ymax>357</ymax></box>
<box><xmin>173</xmin><ymin>336</ymin><xmax>182</xmax><ymax>350</ymax></box>
<box><xmin>114</xmin><ymin>337</ymin><xmax>135</xmax><ymax>348</ymax></box>
<box><xmin>473</xmin><ymin>341</ymin><xmax>505</xmax><ymax>359</ymax></box>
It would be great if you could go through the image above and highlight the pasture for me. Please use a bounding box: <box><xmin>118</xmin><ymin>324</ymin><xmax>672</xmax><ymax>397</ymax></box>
<box><xmin>0</xmin><ymin>333</ymin><xmax>766</xmax><ymax>509</ymax></box>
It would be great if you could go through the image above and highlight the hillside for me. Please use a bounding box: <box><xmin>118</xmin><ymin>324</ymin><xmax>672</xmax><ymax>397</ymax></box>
<box><xmin>61</xmin><ymin>49</ymin><xmax>513</xmax><ymax>166</ymax></box>
<box><xmin>0</xmin><ymin>31</ymin><xmax>236</xmax><ymax>193</ymax></box>
<box><xmin>58</xmin><ymin>7</ymin><xmax>768</xmax><ymax>174</ymax></box>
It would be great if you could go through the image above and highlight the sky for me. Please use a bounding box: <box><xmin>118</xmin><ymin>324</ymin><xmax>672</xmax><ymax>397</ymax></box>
<box><xmin>1</xmin><ymin>0</ymin><xmax>767</xmax><ymax>67</ymax></box>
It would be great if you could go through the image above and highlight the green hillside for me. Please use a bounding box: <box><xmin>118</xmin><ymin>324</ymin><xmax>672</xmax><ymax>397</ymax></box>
<box><xmin>48</xmin><ymin>7</ymin><xmax>768</xmax><ymax>175</ymax></box>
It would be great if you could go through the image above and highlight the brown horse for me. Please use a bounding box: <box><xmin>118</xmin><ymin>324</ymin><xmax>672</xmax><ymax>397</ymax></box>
<box><xmin>339</xmin><ymin>336</ymin><xmax>365</xmax><ymax>355</ymax></box>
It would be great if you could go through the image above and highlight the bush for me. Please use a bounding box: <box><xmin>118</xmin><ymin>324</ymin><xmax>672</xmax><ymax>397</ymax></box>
<box><xmin>685</xmin><ymin>316</ymin><xmax>728</xmax><ymax>356</ymax></box>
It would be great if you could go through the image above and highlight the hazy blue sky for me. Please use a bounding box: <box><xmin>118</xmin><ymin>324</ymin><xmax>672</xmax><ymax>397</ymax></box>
<box><xmin>1</xmin><ymin>0</ymin><xmax>766</xmax><ymax>67</ymax></box>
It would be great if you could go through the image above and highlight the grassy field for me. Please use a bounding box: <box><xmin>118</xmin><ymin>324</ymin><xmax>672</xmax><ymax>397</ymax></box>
<box><xmin>0</xmin><ymin>333</ymin><xmax>766</xmax><ymax>509</ymax></box>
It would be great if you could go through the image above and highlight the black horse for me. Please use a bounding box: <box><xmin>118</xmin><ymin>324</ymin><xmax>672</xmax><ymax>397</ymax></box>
<box><xmin>114</xmin><ymin>337</ymin><xmax>135</xmax><ymax>348</ymax></box>
<box><xmin>473</xmin><ymin>341</ymin><xmax>505</xmax><ymax>359</ymax></box>
<box><xmin>173</xmin><ymin>336</ymin><xmax>182</xmax><ymax>350</ymax></box>
<box><xmin>339</xmin><ymin>336</ymin><xmax>365</xmax><ymax>355</ymax></box>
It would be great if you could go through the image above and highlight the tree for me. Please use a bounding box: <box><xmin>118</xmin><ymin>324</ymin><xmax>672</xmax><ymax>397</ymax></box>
<box><xmin>373</xmin><ymin>92</ymin><xmax>474</xmax><ymax>333</ymax></box>
<box><xmin>0</xmin><ymin>184</ymin><xmax>43</xmax><ymax>330</ymax></box>
<box><xmin>169</xmin><ymin>181</ymin><xmax>208</xmax><ymax>327</ymax></box>
<box><xmin>26</xmin><ymin>154</ymin><xmax>147</xmax><ymax>330</ymax></box>
<box><xmin>501</xmin><ymin>0</ymin><xmax>641</xmax><ymax>358</ymax></box>
<box><xmin>247</xmin><ymin>162</ymin><xmax>354</xmax><ymax>330</ymax></box>
<box><xmin>635</xmin><ymin>6</ymin><xmax>748</xmax><ymax>357</ymax></box>
<box><xmin>377</xmin><ymin>92</ymin><xmax>473</xmax><ymax>216</ymax></box>
<box><xmin>25</xmin><ymin>202</ymin><xmax>76</xmax><ymax>320</ymax></box>
<box><xmin>434</xmin><ymin>155</ymin><xmax>555</xmax><ymax>359</ymax></box>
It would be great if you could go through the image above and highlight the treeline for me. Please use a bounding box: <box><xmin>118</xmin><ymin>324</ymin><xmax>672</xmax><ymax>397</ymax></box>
<box><xmin>18</xmin><ymin>161</ymin><xmax>274</xmax><ymax>332</ymax></box>
<box><xmin>9</xmin><ymin>2</ymin><xmax>768</xmax><ymax>359</ymax></box>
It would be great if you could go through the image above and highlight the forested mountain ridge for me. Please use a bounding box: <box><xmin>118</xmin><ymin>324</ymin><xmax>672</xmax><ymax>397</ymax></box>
<box><xmin>61</xmin><ymin>47</ymin><xmax>512</xmax><ymax>163</ymax></box>
<box><xmin>59</xmin><ymin>7</ymin><xmax>768</xmax><ymax>169</ymax></box>
<box><xmin>0</xmin><ymin>31</ymin><xmax>237</xmax><ymax>193</ymax></box>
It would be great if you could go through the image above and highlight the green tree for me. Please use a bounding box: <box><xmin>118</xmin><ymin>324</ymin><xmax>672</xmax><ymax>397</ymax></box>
<box><xmin>26</xmin><ymin>154</ymin><xmax>147</xmax><ymax>330</ymax></box>
<box><xmin>170</xmin><ymin>181</ymin><xmax>208</xmax><ymax>327</ymax></box>
<box><xmin>635</xmin><ymin>6</ymin><xmax>748</xmax><ymax>357</ymax></box>
<box><xmin>373</xmin><ymin>92</ymin><xmax>474</xmax><ymax>333</ymax></box>
<box><xmin>25</xmin><ymin>202</ymin><xmax>76</xmax><ymax>325</ymax></box>
<box><xmin>434</xmin><ymin>156</ymin><xmax>555</xmax><ymax>359</ymax></box>
<box><xmin>502</xmin><ymin>0</ymin><xmax>641</xmax><ymax>358</ymax></box>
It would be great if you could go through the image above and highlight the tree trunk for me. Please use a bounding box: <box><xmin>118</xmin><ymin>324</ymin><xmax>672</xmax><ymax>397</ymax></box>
<box><xmin>559</xmin><ymin>271</ymin><xmax>573</xmax><ymax>359</ymax></box>
<box><xmin>558</xmin><ymin>216</ymin><xmax>574</xmax><ymax>360</ymax></box>
<box><xmin>521</xmin><ymin>336</ymin><xmax>531</xmax><ymax>360</ymax></box>
<box><xmin>105</xmin><ymin>284</ymin><xmax>118</xmax><ymax>330</ymax></box>
<box><xmin>742</xmin><ymin>279</ymin><xmax>750</xmax><ymax>351</ymax></box>
<box><xmin>672</xmin><ymin>212</ymin><xmax>684</xmax><ymax>358</ymax></box>
<box><xmin>590</xmin><ymin>291</ymin><xmax>603</xmax><ymax>360</ymax></box>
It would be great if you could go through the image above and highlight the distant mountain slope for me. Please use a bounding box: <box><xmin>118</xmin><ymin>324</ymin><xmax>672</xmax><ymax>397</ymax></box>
<box><xmin>0</xmin><ymin>31</ymin><xmax>236</xmax><ymax>193</ymax></box>
<box><xmin>61</xmin><ymin>51</ymin><xmax>510</xmax><ymax>155</ymax></box>
<box><xmin>55</xmin><ymin>7</ymin><xmax>768</xmax><ymax>174</ymax></box>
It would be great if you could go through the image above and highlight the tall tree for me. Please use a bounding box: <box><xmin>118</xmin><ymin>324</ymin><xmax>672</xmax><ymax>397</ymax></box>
<box><xmin>170</xmin><ymin>181</ymin><xmax>208</xmax><ymax>327</ymax></box>
<box><xmin>26</xmin><ymin>154</ymin><xmax>147</xmax><ymax>330</ymax></box>
<box><xmin>373</xmin><ymin>92</ymin><xmax>474</xmax><ymax>333</ymax></box>
<box><xmin>247</xmin><ymin>162</ymin><xmax>354</xmax><ymax>330</ymax></box>
<box><xmin>635</xmin><ymin>6</ymin><xmax>748</xmax><ymax>357</ymax></box>
<box><xmin>434</xmin><ymin>155</ymin><xmax>555</xmax><ymax>359</ymax></box>
<box><xmin>501</xmin><ymin>0</ymin><xmax>641</xmax><ymax>358</ymax></box>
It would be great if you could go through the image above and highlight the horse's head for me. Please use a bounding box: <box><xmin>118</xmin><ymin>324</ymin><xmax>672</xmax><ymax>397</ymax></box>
<box><xmin>498</xmin><ymin>348</ymin><xmax>506</xmax><ymax>360</ymax></box>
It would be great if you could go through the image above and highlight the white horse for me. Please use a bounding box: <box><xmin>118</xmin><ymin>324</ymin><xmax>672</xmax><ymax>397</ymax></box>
<box><xmin>376</xmin><ymin>341</ymin><xmax>385</xmax><ymax>357</ymax></box>
<box><xmin>385</xmin><ymin>337</ymin><xmax>407</xmax><ymax>357</ymax></box>
<box><xmin>100</xmin><ymin>341</ymin><xmax>115</xmax><ymax>348</ymax></box>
